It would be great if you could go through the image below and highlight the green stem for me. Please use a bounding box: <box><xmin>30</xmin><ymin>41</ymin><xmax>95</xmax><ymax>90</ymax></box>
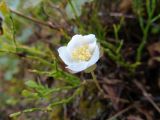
<box><xmin>91</xmin><ymin>71</ymin><xmax>104</xmax><ymax>94</ymax></box>
<box><xmin>67</xmin><ymin>0</ymin><xmax>84</xmax><ymax>33</ymax></box>
<box><xmin>10</xmin><ymin>15</ymin><xmax>17</xmax><ymax>49</ymax></box>
<box><xmin>136</xmin><ymin>20</ymin><xmax>151</xmax><ymax>62</ymax></box>
<box><xmin>67</xmin><ymin>0</ymin><xmax>78</xmax><ymax>19</ymax></box>
<box><xmin>47</xmin><ymin>87</ymin><xmax>81</xmax><ymax>109</ymax></box>
<box><xmin>152</xmin><ymin>13</ymin><xmax>160</xmax><ymax>23</ymax></box>
<box><xmin>136</xmin><ymin>0</ymin><xmax>156</xmax><ymax>63</ymax></box>
<box><xmin>10</xmin><ymin>108</ymin><xmax>43</xmax><ymax>118</ymax></box>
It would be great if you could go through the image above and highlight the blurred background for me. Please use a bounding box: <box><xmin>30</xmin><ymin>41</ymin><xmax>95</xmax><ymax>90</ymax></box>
<box><xmin>0</xmin><ymin>0</ymin><xmax>160</xmax><ymax>120</ymax></box>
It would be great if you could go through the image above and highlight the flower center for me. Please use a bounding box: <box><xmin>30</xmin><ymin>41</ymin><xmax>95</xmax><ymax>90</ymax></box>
<box><xmin>72</xmin><ymin>45</ymin><xmax>91</xmax><ymax>61</ymax></box>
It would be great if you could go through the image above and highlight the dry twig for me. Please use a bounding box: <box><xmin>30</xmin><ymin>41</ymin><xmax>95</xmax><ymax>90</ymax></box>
<box><xmin>10</xmin><ymin>9</ymin><xmax>62</xmax><ymax>31</ymax></box>
<box><xmin>134</xmin><ymin>80</ymin><xmax>160</xmax><ymax>113</ymax></box>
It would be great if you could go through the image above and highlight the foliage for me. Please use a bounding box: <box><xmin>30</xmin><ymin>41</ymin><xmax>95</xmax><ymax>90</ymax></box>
<box><xmin>0</xmin><ymin>0</ymin><xmax>160</xmax><ymax>119</ymax></box>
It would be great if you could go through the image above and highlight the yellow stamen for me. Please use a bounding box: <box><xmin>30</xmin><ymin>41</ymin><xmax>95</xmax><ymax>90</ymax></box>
<box><xmin>72</xmin><ymin>45</ymin><xmax>91</xmax><ymax>61</ymax></box>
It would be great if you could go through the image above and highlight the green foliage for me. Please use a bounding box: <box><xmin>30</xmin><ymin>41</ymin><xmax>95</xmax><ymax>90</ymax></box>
<box><xmin>10</xmin><ymin>80</ymin><xmax>82</xmax><ymax>118</ymax></box>
<box><xmin>0</xmin><ymin>0</ymin><xmax>160</xmax><ymax>119</ymax></box>
<box><xmin>23</xmin><ymin>80</ymin><xmax>75</xmax><ymax>99</ymax></box>
<box><xmin>133</xmin><ymin>0</ymin><xmax>160</xmax><ymax>64</ymax></box>
<box><xmin>101</xmin><ymin>18</ymin><xmax>138</xmax><ymax>70</ymax></box>
<box><xmin>0</xmin><ymin>0</ymin><xmax>103</xmax><ymax>118</ymax></box>
<box><xmin>65</xmin><ymin>0</ymin><xmax>93</xmax><ymax>19</ymax></box>
<box><xmin>132</xmin><ymin>0</ymin><xmax>144</xmax><ymax>16</ymax></box>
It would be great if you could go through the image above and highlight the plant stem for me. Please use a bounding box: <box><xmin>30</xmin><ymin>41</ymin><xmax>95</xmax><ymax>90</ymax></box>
<box><xmin>152</xmin><ymin>13</ymin><xmax>160</xmax><ymax>23</ymax></box>
<box><xmin>91</xmin><ymin>71</ymin><xmax>104</xmax><ymax>94</ymax></box>
<box><xmin>136</xmin><ymin>18</ymin><xmax>151</xmax><ymax>63</ymax></box>
<box><xmin>67</xmin><ymin>0</ymin><xmax>78</xmax><ymax>19</ymax></box>
<box><xmin>10</xmin><ymin>9</ymin><xmax>61</xmax><ymax>31</ymax></box>
<box><xmin>10</xmin><ymin>15</ymin><xmax>17</xmax><ymax>49</ymax></box>
<box><xmin>136</xmin><ymin>0</ymin><xmax>156</xmax><ymax>63</ymax></box>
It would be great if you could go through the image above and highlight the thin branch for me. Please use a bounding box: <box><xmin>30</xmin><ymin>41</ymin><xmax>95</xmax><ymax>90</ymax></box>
<box><xmin>110</xmin><ymin>12</ymin><xmax>158</xmax><ymax>27</ymax></box>
<box><xmin>109</xmin><ymin>12</ymin><xmax>136</xmax><ymax>19</ymax></box>
<box><xmin>10</xmin><ymin>15</ymin><xmax>17</xmax><ymax>48</ymax></box>
<box><xmin>103</xmin><ymin>95</ymin><xmax>129</xmax><ymax>103</ymax></box>
<box><xmin>82</xmin><ymin>79</ymin><xmax>129</xmax><ymax>103</ymax></box>
<box><xmin>10</xmin><ymin>9</ymin><xmax>62</xmax><ymax>31</ymax></box>
<box><xmin>107</xmin><ymin>103</ymin><xmax>137</xmax><ymax>120</ymax></box>
<box><xmin>134</xmin><ymin>80</ymin><xmax>160</xmax><ymax>113</ymax></box>
<box><xmin>91</xmin><ymin>71</ymin><xmax>104</xmax><ymax>94</ymax></box>
<box><xmin>0</xmin><ymin>49</ymin><xmax>16</xmax><ymax>54</ymax></box>
<box><xmin>152</xmin><ymin>13</ymin><xmax>160</xmax><ymax>23</ymax></box>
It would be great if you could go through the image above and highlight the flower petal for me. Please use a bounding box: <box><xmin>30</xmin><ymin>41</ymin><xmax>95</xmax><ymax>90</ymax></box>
<box><xmin>66</xmin><ymin>62</ymin><xmax>88</xmax><ymax>73</ymax></box>
<box><xmin>67</xmin><ymin>34</ymin><xmax>96</xmax><ymax>53</ymax></box>
<box><xmin>57</xmin><ymin>46</ymin><xmax>73</xmax><ymax>65</ymax></box>
<box><xmin>83</xmin><ymin>34</ymin><xmax>96</xmax><ymax>42</ymax></box>
<box><xmin>87</xmin><ymin>44</ymin><xmax>100</xmax><ymax>67</ymax></box>
<box><xmin>88</xmin><ymin>41</ymin><xmax>96</xmax><ymax>53</ymax></box>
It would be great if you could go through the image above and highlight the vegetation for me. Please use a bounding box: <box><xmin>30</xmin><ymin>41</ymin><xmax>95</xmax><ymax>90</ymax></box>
<box><xmin>0</xmin><ymin>0</ymin><xmax>160</xmax><ymax>119</ymax></box>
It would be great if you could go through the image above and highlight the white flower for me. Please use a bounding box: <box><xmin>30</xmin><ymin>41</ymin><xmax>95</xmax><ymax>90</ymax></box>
<box><xmin>58</xmin><ymin>34</ymin><xmax>100</xmax><ymax>73</ymax></box>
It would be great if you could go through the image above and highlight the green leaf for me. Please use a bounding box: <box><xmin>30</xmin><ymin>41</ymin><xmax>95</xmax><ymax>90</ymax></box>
<box><xmin>27</xmin><ymin>69</ymin><xmax>80</xmax><ymax>89</ymax></box>
<box><xmin>53</xmin><ymin>70</ymin><xmax>81</xmax><ymax>86</ymax></box>
<box><xmin>16</xmin><ymin>45</ymin><xmax>45</xmax><ymax>57</ymax></box>
<box><xmin>9</xmin><ymin>111</ymin><xmax>21</xmax><ymax>118</ymax></box>
<box><xmin>22</xmin><ymin>90</ymin><xmax>39</xmax><ymax>98</ymax></box>
<box><xmin>25</xmin><ymin>80</ymin><xmax>39</xmax><ymax>88</ymax></box>
<box><xmin>21</xmin><ymin>90</ymin><xmax>31</xmax><ymax>96</ymax></box>
<box><xmin>65</xmin><ymin>0</ymin><xmax>93</xmax><ymax>19</ymax></box>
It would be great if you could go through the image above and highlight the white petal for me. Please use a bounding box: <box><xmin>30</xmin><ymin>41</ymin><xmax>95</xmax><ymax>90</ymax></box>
<box><xmin>67</xmin><ymin>34</ymin><xmax>96</xmax><ymax>53</ymax></box>
<box><xmin>67</xmin><ymin>34</ymin><xmax>83</xmax><ymax>51</ymax></box>
<box><xmin>84</xmin><ymin>34</ymin><xmax>97</xmax><ymax>52</ymax></box>
<box><xmin>57</xmin><ymin>46</ymin><xmax>73</xmax><ymax>65</ymax></box>
<box><xmin>87</xmin><ymin>44</ymin><xmax>100</xmax><ymax>67</ymax></box>
<box><xmin>89</xmin><ymin>41</ymin><xmax>96</xmax><ymax>53</ymax></box>
<box><xmin>83</xmin><ymin>34</ymin><xmax>96</xmax><ymax>42</ymax></box>
<box><xmin>66</xmin><ymin>62</ymin><xmax>88</xmax><ymax>73</ymax></box>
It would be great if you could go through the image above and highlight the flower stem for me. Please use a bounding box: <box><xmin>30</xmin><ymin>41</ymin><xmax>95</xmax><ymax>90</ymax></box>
<box><xmin>91</xmin><ymin>71</ymin><xmax>104</xmax><ymax>94</ymax></box>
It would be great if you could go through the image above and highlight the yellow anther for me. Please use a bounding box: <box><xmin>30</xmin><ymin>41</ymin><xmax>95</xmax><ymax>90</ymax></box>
<box><xmin>72</xmin><ymin>45</ymin><xmax>91</xmax><ymax>61</ymax></box>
